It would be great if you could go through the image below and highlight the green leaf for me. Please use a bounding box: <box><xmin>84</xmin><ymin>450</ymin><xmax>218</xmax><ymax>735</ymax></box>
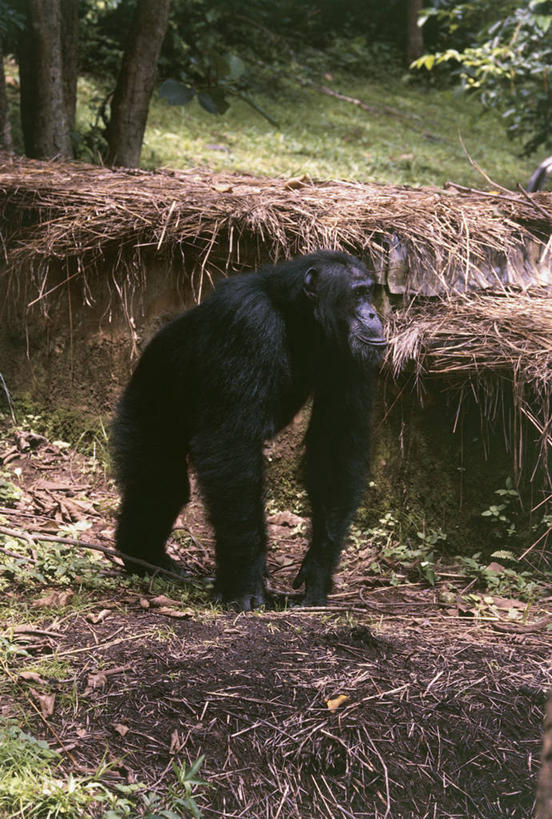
<box><xmin>491</xmin><ymin>550</ymin><xmax>516</xmax><ymax>561</ymax></box>
<box><xmin>185</xmin><ymin>755</ymin><xmax>205</xmax><ymax>780</ymax></box>
<box><xmin>159</xmin><ymin>79</ymin><xmax>195</xmax><ymax>106</ymax></box>
<box><xmin>198</xmin><ymin>89</ymin><xmax>229</xmax><ymax>115</ymax></box>
<box><xmin>227</xmin><ymin>54</ymin><xmax>246</xmax><ymax>82</ymax></box>
<box><xmin>534</xmin><ymin>15</ymin><xmax>552</xmax><ymax>33</ymax></box>
<box><xmin>411</xmin><ymin>54</ymin><xmax>435</xmax><ymax>70</ymax></box>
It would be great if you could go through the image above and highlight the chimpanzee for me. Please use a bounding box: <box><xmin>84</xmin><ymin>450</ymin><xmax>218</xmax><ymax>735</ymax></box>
<box><xmin>111</xmin><ymin>250</ymin><xmax>386</xmax><ymax>609</ymax></box>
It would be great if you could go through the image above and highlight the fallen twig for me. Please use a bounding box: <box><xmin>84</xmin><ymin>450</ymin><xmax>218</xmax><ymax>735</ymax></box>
<box><xmin>0</xmin><ymin>525</ymin><xmax>186</xmax><ymax>582</ymax></box>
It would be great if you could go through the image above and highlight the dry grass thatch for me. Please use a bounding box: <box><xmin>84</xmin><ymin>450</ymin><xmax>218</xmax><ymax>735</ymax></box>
<box><xmin>386</xmin><ymin>292</ymin><xmax>552</xmax><ymax>489</ymax></box>
<box><xmin>1</xmin><ymin>153</ymin><xmax>552</xmax><ymax>484</ymax></box>
<box><xmin>2</xmin><ymin>152</ymin><xmax>552</xmax><ymax>302</ymax></box>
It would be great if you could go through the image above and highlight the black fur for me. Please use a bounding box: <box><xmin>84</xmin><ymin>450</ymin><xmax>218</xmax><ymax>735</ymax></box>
<box><xmin>112</xmin><ymin>250</ymin><xmax>385</xmax><ymax>609</ymax></box>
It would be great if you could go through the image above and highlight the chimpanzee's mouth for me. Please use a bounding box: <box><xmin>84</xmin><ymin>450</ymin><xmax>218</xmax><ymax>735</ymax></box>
<box><xmin>359</xmin><ymin>336</ymin><xmax>387</xmax><ymax>347</ymax></box>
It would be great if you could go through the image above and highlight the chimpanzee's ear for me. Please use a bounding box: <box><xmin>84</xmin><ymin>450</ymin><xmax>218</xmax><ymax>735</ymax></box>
<box><xmin>303</xmin><ymin>267</ymin><xmax>319</xmax><ymax>300</ymax></box>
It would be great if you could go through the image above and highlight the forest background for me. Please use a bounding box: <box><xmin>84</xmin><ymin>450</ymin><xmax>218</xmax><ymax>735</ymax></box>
<box><xmin>0</xmin><ymin>0</ymin><xmax>550</xmax><ymax>187</ymax></box>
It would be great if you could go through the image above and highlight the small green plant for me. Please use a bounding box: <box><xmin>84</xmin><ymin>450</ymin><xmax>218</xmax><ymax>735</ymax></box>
<box><xmin>0</xmin><ymin>470</ymin><xmax>22</xmax><ymax>507</ymax></box>
<box><xmin>0</xmin><ymin>533</ymin><xmax>128</xmax><ymax>594</ymax></box>
<box><xmin>369</xmin><ymin>512</ymin><xmax>398</xmax><ymax>546</ymax></box>
<box><xmin>456</xmin><ymin>551</ymin><xmax>539</xmax><ymax>601</ymax></box>
<box><xmin>140</xmin><ymin>756</ymin><xmax>209</xmax><ymax>818</ymax></box>
<box><xmin>0</xmin><ymin>635</ymin><xmax>32</xmax><ymax>662</ymax></box>
<box><xmin>384</xmin><ymin>541</ymin><xmax>438</xmax><ymax>586</ymax></box>
<box><xmin>481</xmin><ymin>480</ymin><xmax>520</xmax><ymax>538</ymax></box>
<box><xmin>416</xmin><ymin>527</ymin><xmax>447</xmax><ymax>548</ymax></box>
<box><xmin>0</xmin><ymin>721</ymin><xmax>139</xmax><ymax>818</ymax></box>
<box><xmin>363</xmin><ymin>515</ymin><xmax>443</xmax><ymax>586</ymax></box>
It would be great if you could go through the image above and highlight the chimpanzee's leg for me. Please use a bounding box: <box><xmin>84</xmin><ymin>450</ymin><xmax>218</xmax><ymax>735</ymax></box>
<box><xmin>190</xmin><ymin>434</ymin><xmax>267</xmax><ymax>610</ymax></box>
<box><xmin>293</xmin><ymin>385</ymin><xmax>372</xmax><ymax>605</ymax></box>
<box><xmin>115</xmin><ymin>460</ymin><xmax>190</xmax><ymax>575</ymax></box>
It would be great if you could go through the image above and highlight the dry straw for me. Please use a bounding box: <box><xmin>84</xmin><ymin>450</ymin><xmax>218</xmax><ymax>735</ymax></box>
<box><xmin>1</xmin><ymin>152</ymin><xmax>552</xmax><ymax>300</ymax></box>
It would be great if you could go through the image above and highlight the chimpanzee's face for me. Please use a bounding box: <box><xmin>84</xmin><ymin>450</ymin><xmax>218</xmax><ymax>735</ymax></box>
<box><xmin>302</xmin><ymin>254</ymin><xmax>386</xmax><ymax>365</ymax></box>
<box><xmin>348</xmin><ymin>269</ymin><xmax>386</xmax><ymax>364</ymax></box>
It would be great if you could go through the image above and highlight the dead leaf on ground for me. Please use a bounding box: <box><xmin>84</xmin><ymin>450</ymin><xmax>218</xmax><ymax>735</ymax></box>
<box><xmin>84</xmin><ymin>665</ymin><xmax>133</xmax><ymax>695</ymax></box>
<box><xmin>33</xmin><ymin>590</ymin><xmax>74</xmax><ymax>608</ymax></box>
<box><xmin>326</xmin><ymin>694</ymin><xmax>349</xmax><ymax>711</ymax></box>
<box><xmin>485</xmin><ymin>561</ymin><xmax>507</xmax><ymax>574</ymax></box>
<box><xmin>60</xmin><ymin>497</ymin><xmax>98</xmax><ymax>519</ymax></box>
<box><xmin>156</xmin><ymin>607</ymin><xmax>193</xmax><ymax>619</ymax></box>
<box><xmin>170</xmin><ymin>729</ymin><xmax>184</xmax><ymax>753</ymax></box>
<box><xmin>19</xmin><ymin>671</ymin><xmax>45</xmax><ymax>684</ymax></box>
<box><xmin>267</xmin><ymin>511</ymin><xmax>306</xmax><ymax>529</ymax></box>
<box><xmin>29</xmin><ymin>688</ymin><xmax>55</xmax><ymax>717</ymax></box>
<box><xmin>84</xmin><ymin>665</ymin><xmax>132</xmax><ymax>694</ymax></box>
<box><xmin>85</xmin><ymin>671</ymin><xmax>108</xmax><ymax>693</ymax></box>
<box><xmin>490</xmin><ymin>596</ymin><xmax>528</xmax><ymax>610</ymax></box>
<box><xmin>149</xmin><ymin>595</ymin><xmax>182</xmax><ymax>608</ymax></box>
<box><xmin>87</xmin><ymin>609</ymin><xmax>112</xmax><ymax>624</ymax></box>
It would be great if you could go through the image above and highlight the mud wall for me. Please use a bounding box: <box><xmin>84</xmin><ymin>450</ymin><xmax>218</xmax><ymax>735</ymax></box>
<box><xmin>0</xmin><ymin>252</ymin><xmax>200</xmax><ymax>412</ymax></box>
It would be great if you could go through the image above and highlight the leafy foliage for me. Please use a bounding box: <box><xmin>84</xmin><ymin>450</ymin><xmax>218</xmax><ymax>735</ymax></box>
<box><xmin>159</xmin><ymin>52</ymin><xmax>278</xmax><ymax>126</ymax></box>
<box><xmin>413</xmin><ymin>0</ymin><xmax>552</xmax><ymax>155</ymax></box>
<box><xmin>0</xmin><ymin>470</ymin><xmax>21</xmax><ymax>507</ymax></box>
<box><xmin>0</xmin><ymin>0</ymin><xmax>24</xmax><ymax>39</ymax></box>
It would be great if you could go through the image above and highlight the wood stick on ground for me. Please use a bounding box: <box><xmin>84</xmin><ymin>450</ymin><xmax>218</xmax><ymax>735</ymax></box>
<box><xmin>0</xmin><ymin>525</ymin><xmax>186</xmax><ymax>582</ymax></box>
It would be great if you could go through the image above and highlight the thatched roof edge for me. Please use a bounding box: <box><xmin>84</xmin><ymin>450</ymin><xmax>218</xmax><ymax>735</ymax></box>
<box><xmin>2</xmin><ymin>153</ymin><xmax>552</xmax><ymax>300</ymax></box>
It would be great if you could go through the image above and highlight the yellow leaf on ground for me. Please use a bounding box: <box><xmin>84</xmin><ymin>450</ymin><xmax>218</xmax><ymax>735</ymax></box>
<box><xmin>326</xmin><ymin>694</ymin><xmax>349</xmax><ymax>711</ymax></box>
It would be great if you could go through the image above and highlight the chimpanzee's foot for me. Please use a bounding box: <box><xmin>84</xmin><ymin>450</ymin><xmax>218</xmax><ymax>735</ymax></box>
<box><xmin>292</xmin><ymin>555</ymin><xmax>332</xmax><ymax>606</ymax></box>
<box><xmin>214</xmin><ymin>554</ymin><xmax>266</xmax><ymax>611</ymax></box>
<box><xmin>214</xmin><ymin>587</ymin><xmax>267</xmax><ymax>612</ymax></box>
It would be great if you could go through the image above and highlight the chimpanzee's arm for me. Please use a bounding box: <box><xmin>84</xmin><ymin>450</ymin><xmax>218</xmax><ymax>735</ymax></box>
<box><xmin>293</xmin><ymin>379</ymin><xmax>373</xmax><ymax>605</ymax></box>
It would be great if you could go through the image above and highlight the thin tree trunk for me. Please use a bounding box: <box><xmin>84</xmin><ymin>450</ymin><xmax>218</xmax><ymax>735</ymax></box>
<box><xmin>18</xmin><ymin>0</ymin><xmax>73</xmax><ymax>159</ymax></box>
<box><xmin>106</xmin><ymin>0</ymin><xmax>171</xmax><ymax>168</ymax></box>
<box><xmin>60</xmin><ymin>0</ymin><xmax>79</xmax><ymax>134</ymax></box>
<box><xmin>0</xmin><ymin>37</ymin><xmax>13</xmax><ymax>152</ymax></box>
<box><xmin>406</xmin><ymin>0</ymin><xmax>424</xmax><ymax>66</ymax></box>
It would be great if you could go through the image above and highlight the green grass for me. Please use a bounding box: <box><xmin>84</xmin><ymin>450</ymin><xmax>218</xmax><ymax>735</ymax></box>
<box><xmin>0</xmin><ymin>721</ymin><xmax>139</xmax><ymax>818</ymax></box>
<box><xmin>124</xmin><ymin>72</ymin><xmax>536</xmax><ymax>188</ymax></box>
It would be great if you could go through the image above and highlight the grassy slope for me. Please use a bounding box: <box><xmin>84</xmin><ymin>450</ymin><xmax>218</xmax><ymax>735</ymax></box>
<box><xmin>126</xmin><ymin>73</ymin><xmax>536</xmax><ymax>189</ymax></box>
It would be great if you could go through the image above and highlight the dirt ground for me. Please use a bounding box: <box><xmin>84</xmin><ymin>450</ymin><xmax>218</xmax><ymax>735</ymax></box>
<box><xmin>1</xmin><ymin>425</ymin><xmax>551</xmax><ymax>818</ymax></box>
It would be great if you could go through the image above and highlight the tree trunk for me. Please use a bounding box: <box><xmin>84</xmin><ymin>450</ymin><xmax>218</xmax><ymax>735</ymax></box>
<box><xmin>406</xmin><ymin>0</ymin><xmax>424</xmax><ymax>66</ymax></box>
<box><xmin>18</xmin><ymin>0</ymin><xmax>74</xmax><ymax>159</ymax></box>
<box><xmin>0</xmin><ymin>37</ymin><xmax>13</xmax><ymax>152</ymax></box>
<box><xmin>106</xmin><ymin>0</ymin><xmax>171</xmax><ymax>168</ymax></box>
<box><xmin>60</xmin><ymin>0</ymin><xmax>79</xmax><ymax>134</ymax></box>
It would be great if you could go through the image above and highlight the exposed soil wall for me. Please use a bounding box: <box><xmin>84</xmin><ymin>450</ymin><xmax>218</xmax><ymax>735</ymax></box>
<box><xmin>0</xmin><ymin>253</ymin><xmax>195</xmax><ymax>412</ymax></box>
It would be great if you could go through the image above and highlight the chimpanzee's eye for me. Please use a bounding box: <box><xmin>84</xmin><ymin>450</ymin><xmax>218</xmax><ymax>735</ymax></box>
<box><xmin>353</xmin><ymin>285</ymin><xmax>372</xmax><ymax>301</ymax></box>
